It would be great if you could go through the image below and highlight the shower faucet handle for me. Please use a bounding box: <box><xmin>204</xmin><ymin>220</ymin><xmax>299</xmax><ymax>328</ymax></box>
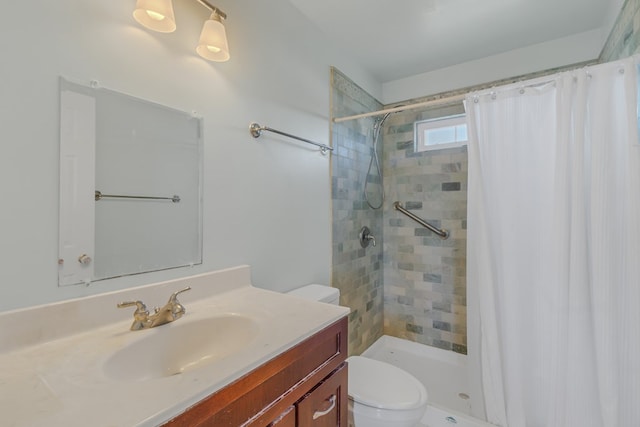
<box><xmin>359</xmin><ymin>226</ymin><xmax>376</xmax><ymax>248</ymax></box>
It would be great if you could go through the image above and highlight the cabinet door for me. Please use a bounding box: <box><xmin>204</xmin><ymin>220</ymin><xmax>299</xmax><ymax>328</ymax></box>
<box><xmin>297</xmin><ymin>364</ymin><xmax>348</xmax><ymax>427</ymax></box>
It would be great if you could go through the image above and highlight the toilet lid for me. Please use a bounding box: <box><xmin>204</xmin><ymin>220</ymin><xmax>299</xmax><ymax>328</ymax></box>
<box><xmin>287</xmin><ymin>284</ymin><xmax>339</xmax><ymax>304</ymax></box>
<box><xmin>347</xmin><ymin>356</ymin><xmax>428</xmax><ymax>410</ymax></box>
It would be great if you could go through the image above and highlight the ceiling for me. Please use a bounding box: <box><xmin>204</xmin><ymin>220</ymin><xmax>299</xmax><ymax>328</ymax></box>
<box><xmin>288</xmin><ymin>0</ymin><xmax>620</xmax><ymax>83</ymax></box>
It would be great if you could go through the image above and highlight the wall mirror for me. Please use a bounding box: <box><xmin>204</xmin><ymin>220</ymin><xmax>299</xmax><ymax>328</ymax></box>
<box><xmin>58</xmin><ymin>78</ymin><xmax>203</xmax><ymax>286</ymax></box>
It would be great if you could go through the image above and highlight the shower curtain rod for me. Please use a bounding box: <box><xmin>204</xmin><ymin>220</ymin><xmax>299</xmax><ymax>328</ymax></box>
<box><xmin>333</xmin><ymin>93</ymin><xmax>466</xmax><ymax>123</ymax></box>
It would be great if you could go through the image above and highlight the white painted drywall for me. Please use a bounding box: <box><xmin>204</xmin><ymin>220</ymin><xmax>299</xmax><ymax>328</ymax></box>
<box><xmin>0</xmin><ymin>0</ymin><xmax>380</xmax><ymax>312</ymax></box>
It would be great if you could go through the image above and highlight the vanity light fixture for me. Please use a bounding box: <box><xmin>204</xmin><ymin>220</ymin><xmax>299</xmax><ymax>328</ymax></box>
<box><xmin>195</xmin><ymin>7</ymin><xmax>230</xmax><ymax>62</ymax></box>
<box><xmin>132</xmin><ymin>0</ymin><xmax>230</xmax><ymax>62</ymax></box>
<box><xmin>133</xmin><ymin>0</ymin><xmax>177</xmax><ymax>33</ymax></box>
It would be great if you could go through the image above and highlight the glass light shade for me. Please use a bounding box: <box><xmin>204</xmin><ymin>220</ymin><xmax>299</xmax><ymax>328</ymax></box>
<box><xmin>133</xmin><ymin>0</ymin><xmax>176</xmax><ymax>33</ymax></box>
<box><xmin>196</xmin><ymin>15</ymin><xmax>230</xmax><ymax>62</ymax></box>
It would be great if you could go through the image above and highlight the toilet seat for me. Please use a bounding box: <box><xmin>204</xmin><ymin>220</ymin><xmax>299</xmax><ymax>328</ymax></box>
<box><xmin>347</xmin><ymin>356</ymin><xmax>428</xmax><ymax>410</ymax></box>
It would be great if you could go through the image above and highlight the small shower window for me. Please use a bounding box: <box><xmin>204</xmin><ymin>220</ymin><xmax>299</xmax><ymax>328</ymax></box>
<box><xmin>414</xmin><ymin>114</ymin><xmax>467</xmax><ymax>152</ymax></box>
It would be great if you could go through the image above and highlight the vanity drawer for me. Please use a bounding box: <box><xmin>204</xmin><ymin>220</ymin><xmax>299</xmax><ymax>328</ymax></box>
<box><xmin>164</xmin><ymin>316</ymin><xmax>347</xmax><ymax>427</ymax></box>
<box><xmin>297</xmin><ymin>363</ymin><xmax>347</xmax><ymax>427</ymax></box>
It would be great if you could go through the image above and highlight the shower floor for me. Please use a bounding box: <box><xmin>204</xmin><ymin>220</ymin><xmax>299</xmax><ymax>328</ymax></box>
<box><xmin>361</xmin><ymin>335</ymin><xmax>496</xmax><ymax>427</ymax></box>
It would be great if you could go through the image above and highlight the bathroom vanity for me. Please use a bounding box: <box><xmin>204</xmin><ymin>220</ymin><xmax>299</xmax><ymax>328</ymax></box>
<box><xmin>0</xmin><ymin>266</ymin><xmax>349</xmax><ymax>426</ymax></box>
<box><xmin>164</xmin><ymin>317</ymin><xmax>347</xmax><ymax>426</ymax></box>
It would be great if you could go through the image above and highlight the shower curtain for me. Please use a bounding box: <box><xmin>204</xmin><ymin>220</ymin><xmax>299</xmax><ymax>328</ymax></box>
<box><xmin>466</xmin><ymin>57</ymin><xmax>640</xmax><ymax>427</ymax></box>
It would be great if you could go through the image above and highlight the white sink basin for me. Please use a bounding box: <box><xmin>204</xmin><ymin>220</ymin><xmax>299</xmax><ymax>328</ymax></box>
<box><xmin>103</xmin><ymin>314</ymin><xmax>260</xmax><ymax>381</ymax></box>
<box><xmin>0</xmin><ymin>266</ymin><xmax>350</xmax><ymax>427</ymax></box>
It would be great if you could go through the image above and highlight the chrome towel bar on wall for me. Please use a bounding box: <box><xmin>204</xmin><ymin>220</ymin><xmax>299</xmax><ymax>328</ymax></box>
<box><xmin>95</xmin><ymin>191</ymin><xmax>181</xmax><ymax>203</ymax></box>
<box><xmin>393</xmin><ymin>201</ymin><xmax>449</xmax><ymax>239</ymax></box>
<box><xmin>249</xmin><ymin>122</ymin><xmax>333</xmax><ymax>155</ymax></box>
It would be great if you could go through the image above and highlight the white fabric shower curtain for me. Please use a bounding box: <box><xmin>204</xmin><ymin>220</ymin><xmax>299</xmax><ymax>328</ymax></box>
<box><xmin>466</xmin><ymin>57</ymin><xmax>640</xmax><ymax>427</ymax></box>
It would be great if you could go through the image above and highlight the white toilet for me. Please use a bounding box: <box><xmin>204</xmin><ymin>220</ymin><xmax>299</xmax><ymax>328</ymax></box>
<box><xmin>286</xmin><ymin>284</ymin><xmax>341</xmax><ymax>305</ymax></box>
<box><xmin>287</xmin><ymin>285</ymin><xmax>428</xmax><ymax>427</ymax></box>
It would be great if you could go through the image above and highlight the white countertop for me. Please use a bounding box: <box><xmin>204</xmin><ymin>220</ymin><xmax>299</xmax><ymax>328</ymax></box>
<box><xmin>0</xmin><ymin>266</ymin><xmax>349</xmax><ymax>427</ymax></box>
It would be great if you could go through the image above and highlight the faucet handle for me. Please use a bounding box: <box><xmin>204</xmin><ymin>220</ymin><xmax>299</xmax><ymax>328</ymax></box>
<box><xmin>117</xmin><ymin>301</ymin><xmax>150</xmax><ymax>330</ymax></box>
<box><xmin>117</xmin><ymin>300</ymin><xmax>148</xmax><ymax>313</ymax></box>
<box><xmin>359</xmin><ymin>226</ymin><xmax>376</xmax><ymax>248</ymax></box>
<box><xmin>168</xmin><ymin>287</ymin><xmax>191</xmax><ymax>317</ymax></box>
<box><xmin>169</xmin><ymin>287</ymin><xmax>191</xmax><ymax>303</ymax></box>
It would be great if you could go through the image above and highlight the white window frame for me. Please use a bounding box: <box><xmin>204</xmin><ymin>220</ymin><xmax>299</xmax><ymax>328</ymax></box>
<box><xmin>414</xmin><ymin>114</ymin><xmax>468</xmax><ymax>152</ymax></box>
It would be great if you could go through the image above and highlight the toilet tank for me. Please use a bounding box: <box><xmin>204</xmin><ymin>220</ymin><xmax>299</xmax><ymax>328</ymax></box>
<box><xmin>286</xmin><ymin>284</ymin><xmax>340</xmax><ymax>305</ymax></box>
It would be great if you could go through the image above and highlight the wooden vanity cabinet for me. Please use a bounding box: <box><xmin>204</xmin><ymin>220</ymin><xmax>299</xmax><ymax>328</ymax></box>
<box><xmin>163</xmin><ymin>317</ymin><xmax>348</xmax><ymax>427</ymax></box>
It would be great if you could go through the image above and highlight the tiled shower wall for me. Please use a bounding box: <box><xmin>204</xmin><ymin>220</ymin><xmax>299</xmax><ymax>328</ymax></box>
<box><xmin>601</xmin><ymin>0</ymin><xmax>640</xmax><ymax>62</ymax></box>
<box><xmin>331</xmin><ymin>68</ymin><xmax>468</xmax><ymax>355</ymax></box>
<box><xmin>382</xmin><ymin>104</ymin><xmax>468</xmax><ymax>354</ymax></box>
<box><xmin>330</xmin><ymin>68</ymin><xmax>384</xmax><ymax>356</ymax></box>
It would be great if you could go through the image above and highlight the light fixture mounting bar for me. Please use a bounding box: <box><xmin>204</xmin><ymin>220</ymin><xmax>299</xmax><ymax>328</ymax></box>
<box><xmin>196</xmin><ymin>0</ymin><xmax>226</xmax><ymax>19</ymax></box>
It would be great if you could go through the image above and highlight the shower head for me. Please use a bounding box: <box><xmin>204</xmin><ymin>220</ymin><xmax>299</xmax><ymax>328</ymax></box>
<box><xmin>366</xmin><ymin>104</ymin><xmax>404</xmax><ymax>210</ymax></box>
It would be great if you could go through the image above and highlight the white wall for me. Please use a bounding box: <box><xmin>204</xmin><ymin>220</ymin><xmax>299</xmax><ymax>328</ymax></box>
<box><xmin>0</xmin><ymin>0</ymin><xmax>380</xmax><ymax>312</ymax></box>
<box><xmin>382</xmin><ymin>0</ymin><xmax>629</xmax><ymax>103</ymax></box>
<box><xmin>382</xmin><ymin>29</ymin><xmax>604</xmax><ymax>104</ymax></box>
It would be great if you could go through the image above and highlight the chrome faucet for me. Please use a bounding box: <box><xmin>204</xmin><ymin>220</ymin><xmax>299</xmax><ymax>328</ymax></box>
<box><xmin>117</xmin><ymin>287</ymin><xmax>191</xmax><ymax>331</ymax></box>
<box><xmin>359</xmin><ymin>226</ymin><xmax>376</xmax><ymax>248</ymax></box>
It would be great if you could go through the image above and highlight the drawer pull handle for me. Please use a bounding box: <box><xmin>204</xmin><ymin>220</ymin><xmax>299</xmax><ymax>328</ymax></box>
<box><xmin>312</xmin><ymin>394</ymin><xmax>337</xmax><ymax>420</ymax></box>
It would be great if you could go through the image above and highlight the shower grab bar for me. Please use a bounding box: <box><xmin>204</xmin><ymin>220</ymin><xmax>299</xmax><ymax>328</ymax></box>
<box><xmin>95</xmin><ymin>191</ymin><xmax>181</xmax><ymax>203</ymax></box>
<box><xmin>249</xmin><ymin>122</ymin><xmax>333</xmax><ymax>155</ymax></box>
<box><xmin>393</xmin><ymin>201</ymin><xmax>449</xmax><ymax>239</ymax></box>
